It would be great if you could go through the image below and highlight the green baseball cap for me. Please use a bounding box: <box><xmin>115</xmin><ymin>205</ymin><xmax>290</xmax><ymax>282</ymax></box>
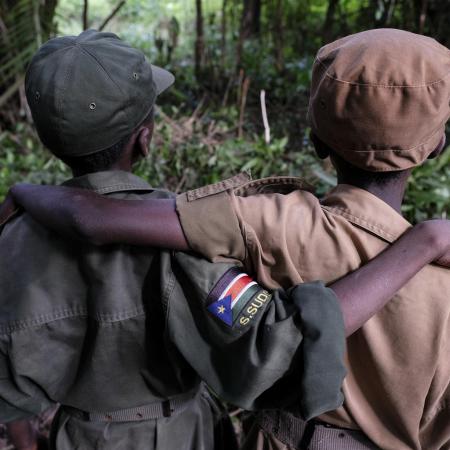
<box><xmin>25</xmin><ymin>29</ymin><xmax>174</xmax><ymax>157</ymax></box>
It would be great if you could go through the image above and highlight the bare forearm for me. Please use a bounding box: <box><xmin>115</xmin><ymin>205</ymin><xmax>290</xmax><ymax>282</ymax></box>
<box><xmin>9</xmin><ymin>184</ymin><xmax>189</xmax><ymax>250</ymax></box>
<box><xmin>330</xmin><ymin>222</ymin><xmax>442</xmax><ymax>336</ymax></box>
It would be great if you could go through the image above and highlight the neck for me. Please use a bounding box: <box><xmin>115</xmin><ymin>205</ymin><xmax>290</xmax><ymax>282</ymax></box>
<box><xmin>70</xmin><ymin>160</ymin><xmax>134</xmax><ymax>178</ymax></box>
<box><xmin>337</xmin><ymin>170</ymin><xmax>410</xmax><ymax>214</ymax></box>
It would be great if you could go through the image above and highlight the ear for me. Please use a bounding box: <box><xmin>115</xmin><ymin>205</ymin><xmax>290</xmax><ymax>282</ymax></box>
<box><xmin>427</xmin><ymin>134</ymin><xmax>447</xmax><ymax>160</ymax></box>
<box><xmin>136</xmin><ymin>127</ymin><xmax>152</xmax><ymax>158</ymax></box>
<box><xmin>310</xmin><ymin>132</ymin><xmax>330</xmax><ymax>160</ymax></box>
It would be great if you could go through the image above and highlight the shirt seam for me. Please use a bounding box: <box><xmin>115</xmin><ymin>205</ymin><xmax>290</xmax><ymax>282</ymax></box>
<box><xmin>321</xmin><ymin>205</ymin><xmax>400</xmax><ymax>242</ymax></box>
<box><xmin>0</xmin><ymin>305</ymin><xmax>147</xmax><ymax>334</ymax></box>
<box><xmin>94</xmin><ymin>184</ymin><xmax>153</xmax><ymax>194</ymax></box>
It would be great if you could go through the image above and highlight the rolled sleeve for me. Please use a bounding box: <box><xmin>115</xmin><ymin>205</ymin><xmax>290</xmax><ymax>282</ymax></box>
<box><xmin>176</xmin><ymin>190</ymin><xmax>246</xmax><ymax>262</ymax></box>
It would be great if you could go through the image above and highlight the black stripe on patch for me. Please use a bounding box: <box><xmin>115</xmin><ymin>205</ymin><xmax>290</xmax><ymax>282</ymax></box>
<box><xmin>235</xmin><ymin>290</ymin><xmax>273</xmax><ymax>329</ymax></box>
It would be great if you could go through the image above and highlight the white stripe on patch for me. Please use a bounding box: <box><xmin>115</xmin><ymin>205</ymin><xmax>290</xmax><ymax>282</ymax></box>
<box><xmin>218</xmin><ymin>273</ymin><xmax>247</xmax><ymax>300</ymax></box>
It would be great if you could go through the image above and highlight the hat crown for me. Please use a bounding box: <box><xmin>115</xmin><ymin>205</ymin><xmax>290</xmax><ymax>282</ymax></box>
<box><xmin>318</xmin><ymin>29</ymin><xmax>450</xmax><ymax>87</ymax></box>
<box><xmin>25</xmin><ymin>30</ymin><xmax>156</xmax><ymax>157</ymax></box>
<box><xmin>309</xmin><ymin>28</ymin><xmax>450</xmax><ymax>172</ymax></box>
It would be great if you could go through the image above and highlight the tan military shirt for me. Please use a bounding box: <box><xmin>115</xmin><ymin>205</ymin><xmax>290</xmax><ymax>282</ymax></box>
<box><xmin>176</xmin><ymin>176</ymin><xmax>450</xmax><ymax>450</ymax></box>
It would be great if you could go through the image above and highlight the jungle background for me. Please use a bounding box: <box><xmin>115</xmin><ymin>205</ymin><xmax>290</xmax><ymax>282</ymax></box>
<box><xmin>0</xmin><ymin>0</ymin><xmax>449</xmax><ymax>447</ymax></box>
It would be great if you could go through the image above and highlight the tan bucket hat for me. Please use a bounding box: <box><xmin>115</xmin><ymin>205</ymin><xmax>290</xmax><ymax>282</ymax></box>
<box><xmin>308</xmin><ymin>29</ymin><xmax>450</xmax><ymax>172</ymax></box>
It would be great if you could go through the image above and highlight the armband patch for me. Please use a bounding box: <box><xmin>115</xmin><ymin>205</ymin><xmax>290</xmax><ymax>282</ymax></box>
<box><xmin>206</xmin><ymin>267</ymin><xmax>272</xmax><ymax>327</ymax></box>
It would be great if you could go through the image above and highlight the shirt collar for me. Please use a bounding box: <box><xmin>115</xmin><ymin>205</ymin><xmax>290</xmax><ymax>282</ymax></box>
<box><xmin>321</xmin><ymin>184</ymin><xmax>412</xmax><ymax>243</ymax></box>
<box><xmin>62</xmin><ymin>170</ymin><xmax>154</xmax><ymax>195</ymax></box>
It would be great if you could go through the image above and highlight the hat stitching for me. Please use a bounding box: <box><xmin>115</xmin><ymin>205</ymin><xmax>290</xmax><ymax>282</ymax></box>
<box><xmin>77</xmin><ymin>44</ymin><xmax>132</xmax><ymax>122</ymax></box>
<box><xmin>56</xmin><ymin>47</ymin><xmax>77</xmax><ymax>149</ymax></box>
<box><xmin>315</xmin><ymin>56</ymin><xmax>450</xmax><ymax>88</ymax></box>
<box><xmin>328</xmin><ymin>122</ymin><xmax>445</xmax><ymax>153</ymax></box>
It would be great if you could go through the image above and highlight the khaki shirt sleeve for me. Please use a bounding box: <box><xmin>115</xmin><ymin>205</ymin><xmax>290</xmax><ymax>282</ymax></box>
<box><xmin>176</xmin><ymin>189</ymin><xmax>246</xmax><ymax>263</ymax></box>
<box><xmin>177</xmin><ymin>185</ymin><xmax>314</xmax><ymax>288</ymax></box>
<box><xmin>167</xmin><ymin>253</ymin><xmax>346</xmax><ymax>420</ymax></box>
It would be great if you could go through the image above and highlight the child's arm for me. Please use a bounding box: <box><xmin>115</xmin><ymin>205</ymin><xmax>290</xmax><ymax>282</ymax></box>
<box><xmin>1</xmin><ymin>185</ymin><xmax>189</xmax><ymax>249</ymax></box>
<box><xmin>2</xmin><ymin>183</ymin><xmax>450</xmax><ymax>336</ymax></box>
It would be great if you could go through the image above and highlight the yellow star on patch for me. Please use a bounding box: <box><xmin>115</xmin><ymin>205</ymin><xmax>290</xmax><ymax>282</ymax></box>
<box><xmin>217</xmin><ymin>305</ymin><xmax>225</xmax><ymax>314</ymax></box>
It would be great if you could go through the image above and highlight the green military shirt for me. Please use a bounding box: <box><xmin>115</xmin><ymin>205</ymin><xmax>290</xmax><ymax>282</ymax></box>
<box><xmin>0</xmin><ymin>170</ymin><xmax>346</xmax><ymax>449</ymax></box>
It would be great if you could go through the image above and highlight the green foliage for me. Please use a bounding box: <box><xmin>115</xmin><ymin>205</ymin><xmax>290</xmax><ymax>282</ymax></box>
<box><xmin>403</xmin><ymin>147</ymin><xmax>450</xmax><ymax>222</ymax></box>
<box><xmin>0</xmin><ymin>124</ymin><xmax>70</xmax><ymax>199</ymax></box>
<box><xmin>1</xmin><ymin>110</ymin><xmax>448</xmax><ymax>225</ymax></box>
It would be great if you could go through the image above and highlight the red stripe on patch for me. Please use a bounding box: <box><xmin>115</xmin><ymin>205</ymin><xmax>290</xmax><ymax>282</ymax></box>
<box><xmin>221</xmin><ymin>274</ymin><xmax>254</xmax><ymax>302</ymax></box>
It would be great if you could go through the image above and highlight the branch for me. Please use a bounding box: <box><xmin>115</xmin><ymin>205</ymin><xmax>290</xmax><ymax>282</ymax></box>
<box><xmin>260</xmin><ymin>90</ymin><xmax>270</xmax><ymax>144</ymax></box>
<box><xmin>99</xmin><ymin>1</ymin><xmax>126</xmax><ymax>31</ymax></box>
<box><xmin>83</xmin><ymin>0</ymin><xmax>89</xmax><ymax>30</ymax></box>
<box><xmin>0</xmin><ymin>76</ymin><xmax>24</xmax><ymax>109</ymax></box>
<box><xmin>238</xmin><ymin>76</ymin><xmax>250</xmax><ymax>139</ymax></box>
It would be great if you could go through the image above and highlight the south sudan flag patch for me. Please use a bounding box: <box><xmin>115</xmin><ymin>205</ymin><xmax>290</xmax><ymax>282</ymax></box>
<box><xmin>206</xmin><ymin>268</ymin><xmax>271</xmax><ymax>327</ymax></box>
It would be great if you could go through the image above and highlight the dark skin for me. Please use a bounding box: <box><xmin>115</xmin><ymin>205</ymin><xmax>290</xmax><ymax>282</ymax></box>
<box><xmin>6</xmin><ymin>420</ymin><xmax>38</xmax><ymax>450</ymax></box>
<box><xmin>1</xmin><ymin>125</ymin><xmax>450</xmax><ymax>337</ymax></box>
<box><xmin>311</xmin><ymin>133</ymin><xmax>448</xmax><ymax>214</ymax></box>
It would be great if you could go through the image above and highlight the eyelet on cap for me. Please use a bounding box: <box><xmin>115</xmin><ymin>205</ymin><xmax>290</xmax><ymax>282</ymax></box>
<box><xmin>35</xmin><ymin>91</ymin><xmax>40</xmax><ymax>101</ymax></box>
<box><xmin>89</xmin><ymin>102</ymin><xmax>96</xmax><ymax>110</ymax></box>
<box><xmin>133</xmin><ymin>72</ymin><xmax>139</xmax><ymax>80</ymax></box>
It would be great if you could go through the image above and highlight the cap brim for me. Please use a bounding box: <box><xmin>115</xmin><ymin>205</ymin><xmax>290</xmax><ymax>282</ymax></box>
<box><xmin>151</xmin><ymin>64</ymin><xmax>175</xmax><ymax>95</ymax></box>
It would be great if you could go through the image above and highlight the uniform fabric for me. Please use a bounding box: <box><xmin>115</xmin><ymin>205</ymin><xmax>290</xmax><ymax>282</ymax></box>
<box><xmin>0</xmin><ymin>170</ymin><xmax>346</xmax><ymax>448</ymax></box>
<box><xmin>176</xmin><ymin>177</ymin><xmax>450</xmax><ymax>449</ymax></box>
<box><xmin>25</xmin><ymin>30</ymin><xmax>174</xmax><ymax>157</ymax></box>
<box><xmin>308</xmin><ymin>29</ymin><xmax>450</xmax><ymax>172</ymax></box>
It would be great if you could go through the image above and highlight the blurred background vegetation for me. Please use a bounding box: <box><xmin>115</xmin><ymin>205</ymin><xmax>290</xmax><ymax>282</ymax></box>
<box><xmin>0</xmin><ymin>0</ymin><xmax>449</xmax><ymax>223</ymax></box>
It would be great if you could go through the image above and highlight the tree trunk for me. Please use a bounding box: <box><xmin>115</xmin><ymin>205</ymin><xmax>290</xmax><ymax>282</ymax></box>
<box><xmin>0</xmin><ymin>0</ymin><xmax>58</xmax><ymax>127</ymax></box>
<box><xmin>418</xmin><ymin>0</ymin><xmax>428</xmax><ymax>33</ymax></box>
<box><xmin>236</xmin><ymin>0</ymin><xmax>261</xmax><ymax>69</ymax></box>
<box><xmin>322</xmin><ymin>0</ymin><xmax>339</xmax><ymax>44</ymax></box>
<box><xmin>220</xmin><ymin>0</ymin><xmax>228</xmax><ymax>66</ymax></box>
<box><xmin>273</xmin><ymin>0</ymin><xmax>284</xmax><ymax>72</ymax></box>
<box><xmin>83</xmin><ymin>0</ymin><xmax>89</xmax><ymax>30</ymax></box>
<box><xmin>195</xmin><ymin>0</ymin><xmax>204</xmax><ymax>80</ymax></box>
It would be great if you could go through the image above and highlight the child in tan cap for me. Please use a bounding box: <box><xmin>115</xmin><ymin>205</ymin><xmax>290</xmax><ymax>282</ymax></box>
<box><xmin>2</xmin><ymin>28</ymin><xmax>450</xmax><ymax>450</ymax></box>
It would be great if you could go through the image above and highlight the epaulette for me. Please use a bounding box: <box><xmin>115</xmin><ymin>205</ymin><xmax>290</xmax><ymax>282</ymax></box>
<box><xmin>233</xmin><ymin>176</ymin><xmax>315</xmax><ymax>197</ymax></box>
<box><xmin>184</xmin><ymin>173</ymin><xmax>314</xmax><ymax>203</ymax></box>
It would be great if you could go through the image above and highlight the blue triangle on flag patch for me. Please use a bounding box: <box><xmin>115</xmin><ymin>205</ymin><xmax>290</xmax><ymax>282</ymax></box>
<box><xmin>207</xmin><ymin>294</ymin><xmax>233</xmax><ymax>326</ymax></box>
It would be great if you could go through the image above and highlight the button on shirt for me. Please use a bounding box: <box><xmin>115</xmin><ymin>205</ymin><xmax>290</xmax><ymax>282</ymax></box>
<box><xmin>176</xmin><ymin>179</ymin><xmax>450</xmax><ymax>450</ymax></box>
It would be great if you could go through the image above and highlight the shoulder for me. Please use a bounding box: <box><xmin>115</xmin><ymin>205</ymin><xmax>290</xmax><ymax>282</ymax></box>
<box><xmin>178</xmin><ymin>173</ymin><xmax>320</xmax><ymax>217</ymax></box>
<box><xmin>180</xmin><ymin>172</ymin><xmax>315</xmax><ymax>201</ymax></box>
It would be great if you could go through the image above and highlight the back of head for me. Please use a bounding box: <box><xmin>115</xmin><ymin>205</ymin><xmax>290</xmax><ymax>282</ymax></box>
<box><xmin>25</xmin><ymin>29</ymin><xmax>174</xmax><ymax>164</ymax></box>
<box><xmin>308</xmin><ymin>29</ymin><xmax>450</xmax><ymax>172</ymax></box>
